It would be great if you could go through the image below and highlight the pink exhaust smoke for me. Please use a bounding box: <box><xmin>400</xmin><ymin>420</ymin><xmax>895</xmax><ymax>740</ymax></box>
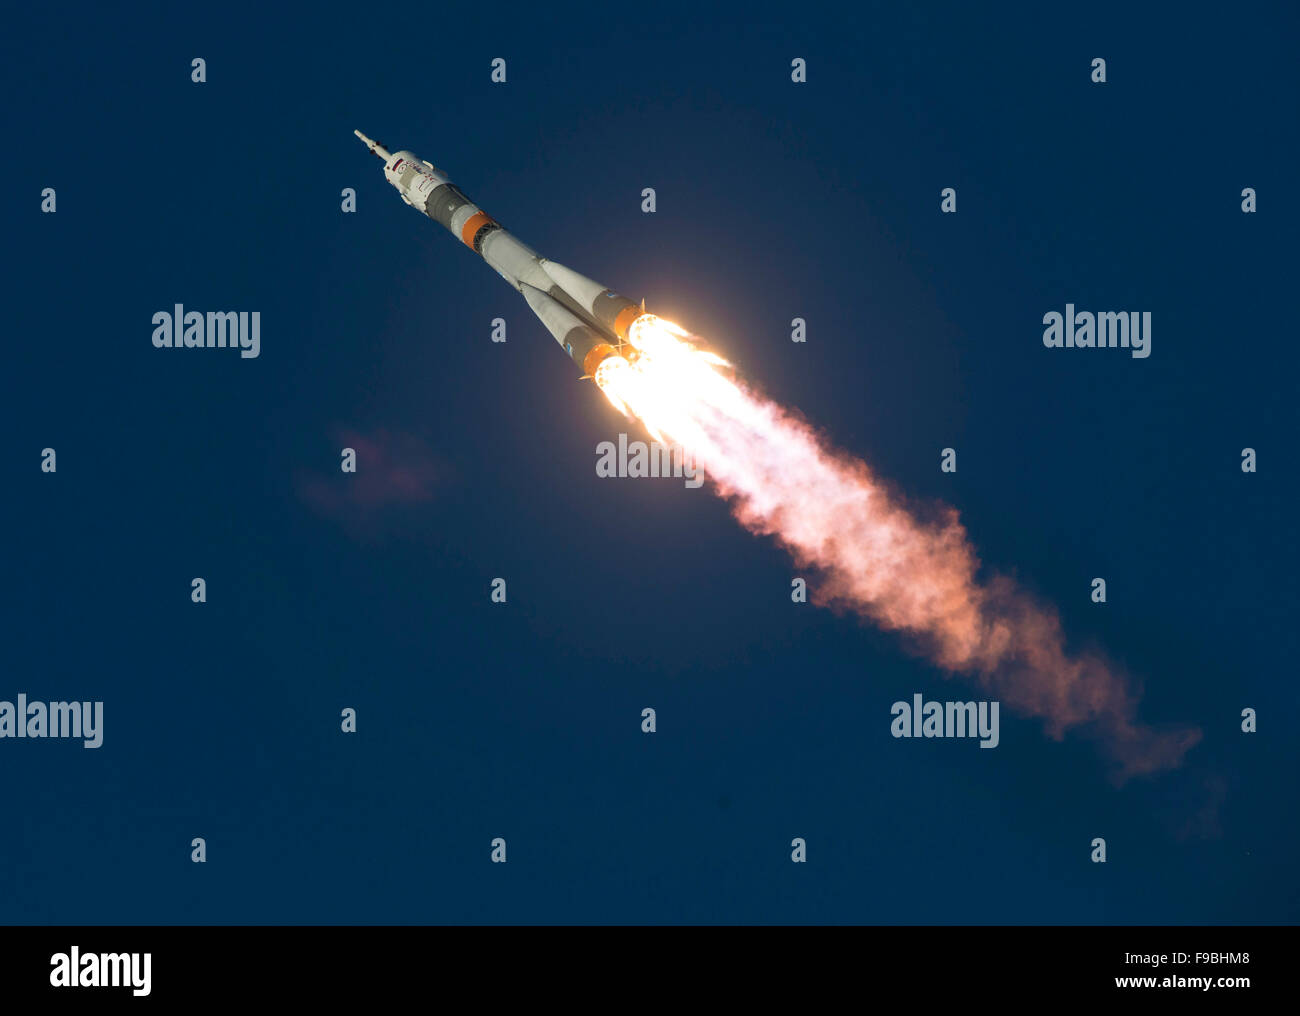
<box><xmin>599</xmin><ymin>320</ymin><xmax>1201</xmax><ymax>778</ymax></box>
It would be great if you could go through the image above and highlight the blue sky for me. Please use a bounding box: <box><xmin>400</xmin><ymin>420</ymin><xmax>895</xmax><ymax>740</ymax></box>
<box><xmin>6</xmin><ymin>2</ymin><xmax>1297</xmax><ymax>923</ymax></box>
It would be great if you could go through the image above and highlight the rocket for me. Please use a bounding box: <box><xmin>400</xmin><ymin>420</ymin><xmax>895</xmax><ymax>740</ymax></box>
<box><xmin>354</xmin><ymin>130</ymin><xmax>641</xmax><ymax>380</ymax></box>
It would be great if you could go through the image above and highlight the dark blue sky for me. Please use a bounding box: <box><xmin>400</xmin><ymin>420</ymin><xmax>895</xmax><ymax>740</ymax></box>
<box><xmin>8</xmin><ymin>3</ymin><xmax>1297</xmax><ymax>923</ymax></box>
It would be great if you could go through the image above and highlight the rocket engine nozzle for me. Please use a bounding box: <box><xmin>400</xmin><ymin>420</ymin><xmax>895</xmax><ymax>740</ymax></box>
<box><xmin>583</xmin><ymin>343</ymin><xmax>626</xmax><ymax>378</ymax></box>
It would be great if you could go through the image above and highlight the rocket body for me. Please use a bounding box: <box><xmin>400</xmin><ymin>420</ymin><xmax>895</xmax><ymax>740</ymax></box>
<box><xmin>355</xmin><ymin>130</ymin><xmax>640</xmax><ymax>377</ymax></box>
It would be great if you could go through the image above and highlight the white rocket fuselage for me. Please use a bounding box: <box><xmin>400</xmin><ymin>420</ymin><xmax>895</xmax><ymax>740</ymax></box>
<box><xmin>355</xmin><ymin>130</ymin><xmax>640</xmax><ymax>378</ymax></box>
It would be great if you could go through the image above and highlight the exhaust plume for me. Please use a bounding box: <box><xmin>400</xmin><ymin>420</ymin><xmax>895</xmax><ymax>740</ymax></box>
<box><xmin>598</xmin><ymin>316</ymin><xmax>1200</xmax><ymax>778</ymax></box>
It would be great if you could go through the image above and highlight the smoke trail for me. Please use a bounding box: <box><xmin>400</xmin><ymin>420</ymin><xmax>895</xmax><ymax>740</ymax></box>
<box><xmin>598</xmin><ymin>318</ymin><xmax>1200</xmax><ymax>778</ymax></box>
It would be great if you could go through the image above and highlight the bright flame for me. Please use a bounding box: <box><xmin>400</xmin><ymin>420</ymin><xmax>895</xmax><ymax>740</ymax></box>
<box><xmin>595</xmin><ymin>314</ymin><xmax>1200</xmax><ymax>779</ymax></box>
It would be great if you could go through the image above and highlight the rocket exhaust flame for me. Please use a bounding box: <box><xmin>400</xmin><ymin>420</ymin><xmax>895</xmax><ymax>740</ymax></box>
<box><xmin>596</xmin><ymin>316</ymin><xmax>1201</xmax><ymax>779</ymax></box>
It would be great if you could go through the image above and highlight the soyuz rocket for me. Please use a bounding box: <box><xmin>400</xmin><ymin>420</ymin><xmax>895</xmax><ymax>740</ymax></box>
<box><xmin>354</xmin><ymin>130</ymin><xmax>642</xmax><ymax>380</ymax></box>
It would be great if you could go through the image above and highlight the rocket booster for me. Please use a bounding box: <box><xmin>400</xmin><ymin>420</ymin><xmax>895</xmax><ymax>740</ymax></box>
<box><xmin>354</xmin><ymin>130</ymin><xmax>640</xmax><ymax>378</ymax></box>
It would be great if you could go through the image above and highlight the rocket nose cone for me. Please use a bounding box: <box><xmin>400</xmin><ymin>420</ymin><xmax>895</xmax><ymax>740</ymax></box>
<box><xmin>353</xmin><ymin>130</ymin><xmax>391</xmax><ymax>161</ymax></box>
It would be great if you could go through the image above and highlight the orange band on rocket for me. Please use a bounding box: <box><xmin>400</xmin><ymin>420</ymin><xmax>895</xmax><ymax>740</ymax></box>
<box><xmin>460</xmin><ymin>211</ymin><xmax>495</xmax><ymax>248</ymax></box>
